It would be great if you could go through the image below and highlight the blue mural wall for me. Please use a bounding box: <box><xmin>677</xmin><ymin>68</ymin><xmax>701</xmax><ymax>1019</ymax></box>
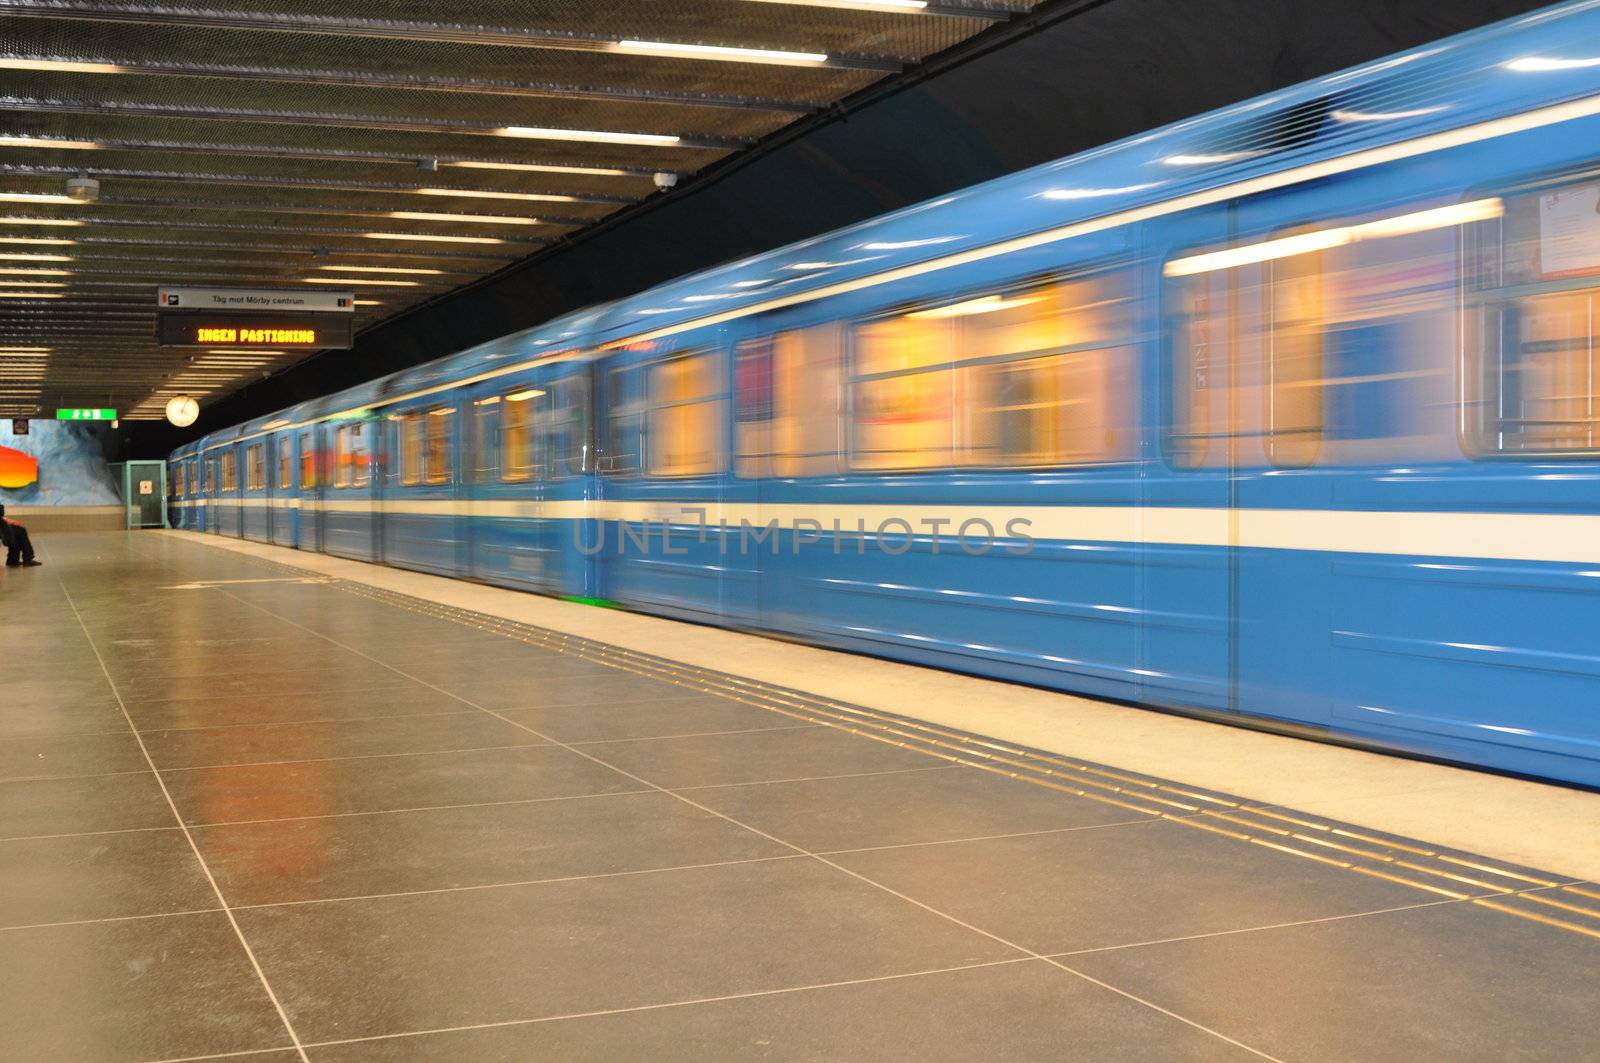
<box><xmin>0</xmin><ymin>421</ymin><xmax>121</xmax><ymax>506</ymax></box>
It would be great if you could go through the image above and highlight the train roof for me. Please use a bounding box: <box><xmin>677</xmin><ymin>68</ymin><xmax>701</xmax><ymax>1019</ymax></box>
<box><xmin>180</xmin><ymin>0</ymin><xmax>1600</xmax><ymax>453</ymax></box>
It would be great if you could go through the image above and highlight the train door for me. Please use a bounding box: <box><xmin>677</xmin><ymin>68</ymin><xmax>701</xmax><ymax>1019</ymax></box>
<box><xmin>298</xmin><ymin>428</ymin><xmax>322</xmax><ymax>552</ymax></box>
<box><xmin>597</xmin><ymin>337</ymin><xmax>734</xmax><ymax>623</ymax></box>
<box><xmin>1145</xmin><ymin>208</ymin><xmax>1241</xmax><ymax>713</ymax></box>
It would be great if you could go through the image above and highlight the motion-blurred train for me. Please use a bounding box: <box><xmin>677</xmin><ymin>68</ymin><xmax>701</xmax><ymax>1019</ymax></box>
<box><xmin>172</xmin><ymin>2</ymin><xmax>1600</xmax><ymax>786</ymax></box>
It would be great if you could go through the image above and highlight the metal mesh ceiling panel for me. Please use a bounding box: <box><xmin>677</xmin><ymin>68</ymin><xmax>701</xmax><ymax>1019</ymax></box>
<box><xmin>0</xmin><ymin>0</ymin><xmax>1037</xmax><ymax>420</ymax></box>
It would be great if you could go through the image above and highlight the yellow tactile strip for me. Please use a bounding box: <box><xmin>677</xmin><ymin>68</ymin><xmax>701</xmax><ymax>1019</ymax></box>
<box><xmin>279</xmin><ymin>567</ymin><xmax>1600</xmax><ymax>945</ymax></box>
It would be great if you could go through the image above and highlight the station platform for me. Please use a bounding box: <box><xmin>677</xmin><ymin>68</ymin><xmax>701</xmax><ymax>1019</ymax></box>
<box><xmin>5</xmin><ymin>532</ymin><xmax>1599</xmax><ymax>1061</ymax></box>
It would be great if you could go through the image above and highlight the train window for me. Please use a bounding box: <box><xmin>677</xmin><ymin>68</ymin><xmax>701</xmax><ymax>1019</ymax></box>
<box><xmin>350</xmin><ymin>424</ymin><xmax>370</xmax><ymax>488</ymax></box>
<box><xmin>424</xmin><ymin>406</ymin><xmax>454</xmax><ymax>485</ymax></box>
<box><xmin>736</xmin><ymin>326</ymin><xmax>845</xmax><ymax>478</ymax></box>
<box><xmin>502</xmin><ymin>388</ymin><xmax>540</xmax><ymax>481</ymax></box>
<box><xmin>472</xmin><ymin>396</ymin><xmax>500</xmax><ymax>482</ymax></box>
<box><xmin>300</xmin><ymin>433</ymin><xmax>315</xmax><ymax>488</ymax></box>
<box><xmin>604</xmin><ymin>364</ymin><xmax>645</xmax><ymax>475</ymax></box>
<box><xmin>173</xmin><ymin>464</ymin><xmax>183</xmax><ymax>496</ymax></box>
<box><xmin>1168</xmin><ymin>201</ymin><xmax>1469</xmax><ymax>467</ymax></box>
<box><xmin>334</xmin><ymin>423</ymin><xmax>369</xmax><ymax>488</ymax></box>
<box><xmin>850</xmin><ymin>272</ymin><xmax>1134</xmax><ymax>470</ymax></box>
<box><xmin>247</xmin><ymin>445</ymin><xmax>265</xmax><ymax>491</ymax></box>
<box><xmin>221</xmin><ymin>451</ymin><xmax>238</xmax><ymax>492</ymax></box>
<box><xmin>277</xmin><ymin>437</ymin><xmax>291</xmax><ymax>490</ymax></box>
<box><xmin>398</xmin><ymin>413</ymin><xmax>423</xmax><ymax>486</ymax></box>
<box><xmin>1466</xmin><ymin>181</ymin><xmax>1600</xmax><ymax>457</ymax></box>
<box><xmin>648</xmin><ymin>350</ymin><xmax>723</xmax><ymax>476</ymax></box>
<box><xmin>334</xmin><ymin>428</ymin><xmax>351</xmax><ymax>488</ymax></box>
<box><xmin>546</xmin><ymin>375</ymin><xmax>589</xmax><ymax>479</ymax></box>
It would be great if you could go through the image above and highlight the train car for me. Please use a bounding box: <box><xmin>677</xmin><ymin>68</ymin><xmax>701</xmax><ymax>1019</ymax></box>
<box><xmin>167</xmin><ymin>441</ymin><xmax>195</xmax><ymax>529</ymax></box>
<box><xmin>172</xmin><ymin>1</ymin><xmax>1600</xmax><ymax>786</ymax></box>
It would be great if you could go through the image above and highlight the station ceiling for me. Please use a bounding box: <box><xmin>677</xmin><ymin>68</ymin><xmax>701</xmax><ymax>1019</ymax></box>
<box><xmin>0</xmin><ymin>0</ymin><xmax>1038</xmax><ymax>421</ymax></box>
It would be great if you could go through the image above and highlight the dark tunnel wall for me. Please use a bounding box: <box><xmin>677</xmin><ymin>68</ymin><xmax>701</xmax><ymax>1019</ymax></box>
<box><xmin>125</xmin><ymin>0</ymin><xmax>1552</xmax><ymax>456</ymax></box>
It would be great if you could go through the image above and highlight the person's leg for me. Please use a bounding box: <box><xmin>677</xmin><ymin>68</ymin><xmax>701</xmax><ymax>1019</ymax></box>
<box><xmin>11</xmin><ymin>525</ymin><xmax>34</xmax><ymax>564</ymax></box>
<box><xmin>3</xmin><ymin>527</ymin><xmax>18</xmax><ymax>566</ymax></box>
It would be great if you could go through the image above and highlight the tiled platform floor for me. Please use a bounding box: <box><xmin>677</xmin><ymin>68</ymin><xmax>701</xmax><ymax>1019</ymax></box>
<box><xmin>3</xmin><ymin>533</ymin><xmax>1597</xmax><ymax>1062</ymax></box>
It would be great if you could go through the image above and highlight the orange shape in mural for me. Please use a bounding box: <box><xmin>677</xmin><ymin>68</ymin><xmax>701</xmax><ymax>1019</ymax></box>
<box><xmin>0</xmin><ymin>444</ymin><xmax>38</xmax><ymax>489</ymax></box>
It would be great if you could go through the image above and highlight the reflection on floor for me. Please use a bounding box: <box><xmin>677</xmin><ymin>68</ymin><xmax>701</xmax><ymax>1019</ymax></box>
<box><xmin>2</xmin><ymin>533</ymin><xmax>1596</xmax><ymax>1062</ymax></box>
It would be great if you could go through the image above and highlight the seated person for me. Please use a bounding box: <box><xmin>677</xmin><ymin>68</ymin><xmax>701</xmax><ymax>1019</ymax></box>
<box><xmin>0</xmin><ymin>505</ymin><xmax>40</xmax><ymax>567</ymax></box>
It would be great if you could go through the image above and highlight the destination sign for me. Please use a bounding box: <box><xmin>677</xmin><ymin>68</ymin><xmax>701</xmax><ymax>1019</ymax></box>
<box><xmin>157</xmin><ymin>287</ymin><xmax>355</xmax><ymax>313</ymax></box>
<box><xmin>156</xmin><ymin>311</ymin><xmax>355</xmax><ymax>349</ymax></box>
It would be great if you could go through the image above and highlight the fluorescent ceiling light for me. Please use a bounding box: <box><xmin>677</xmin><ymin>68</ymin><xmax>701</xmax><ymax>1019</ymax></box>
<box><xmin>907</xmin><ymin>295</ymin><xmax>1044</xmax><ymax>319</ymax></box>
<box><xmin>0</xmin><ymin>280</ymin><xmax>65</xmax><ymax>287</ymax></box>
<box><xmin>498</xmin><ymin>125</ymin><xmax>680</xmax><ymax>147</ymax></box>
<box><xmin>302</xmin><ymin>277</ymin><xmax>420</xmax><ymax>287</ymax></box>
<box><xmin>1505</xmin><ymin>56</ymin><xmax>1600</xmax><ymax>72</ymax></box>
<box><xmin>447</xmin><ymin>160</ymin><xmax>631</xmax><ymax>177</ymax></box>
<box><xmin>0</xmin><ymin>192</ymin><xmax>78</xmax><ymax>204</ymax></box>
<box><xmin>0</xmin><ymin>346</ymin><xmax>50</xmax><ymax>352</ymax></box>
<box><xmin>0</xmin><ymin>57</ymin><xmax>126</xmax><ymax>75</ymax></box>
<box><xmin>742</xmin><ymin>0</ymin><xmax>925</xmax><ymax>9</ymax></box>
<box><xmin>316</xmin><ymin>265</ymin><xmax>443</xmax><ymax>275</ymax></box>
<box><xmin>0</xmin><ymin>236</ymin><xmax>74</xmax><ymax>245</ymax></box>
<box><xmin>0</xmin><ymin>267</ymin><xmax>70</xmax><ymax>275</ymax></box>
<box><xmin>363</xmin><ymin>232</ymin><xmax>505</xmax><ymax>245</ymax></box>
<box><xmin>0</xmin><ymin>253</ymin><xmax>71</xmax><ymax>262</ymax></box>
<box><xmin>0</xmin><ymin>216</ymin><xmax>83</xmax><ymax>227</ymax></box>
<box><xmin>1163</xmin><ymin>197</ymin><xmax>1503</xmax><ymax>277</ymax></box>
<box><xmin>355</xmin><ymin>299</ymin><xmax>383</xmax><ymax>306</ymax></box>
<box><xmin>0</xmin><ymin>135</ymin><xmax>100</xmax><ymax>150</ymax></box>
<box><xmin>388</xmin><ymin>210</ymin><xmax>538</xmax><ymax>225</ymax></box>
<box><xmin>614</xmin><ymin>39</ymin><xmax>827</xmax><ymax>65</ymax></box>
<box><xmin>414</xmin><ymin>187</ymin><xmax>578</xmax><ymax>203</ymax></box>
<box><xmin>0</xmin><ymin>291</ymin><xmax>63</xmax><ymax>298</ymax></box>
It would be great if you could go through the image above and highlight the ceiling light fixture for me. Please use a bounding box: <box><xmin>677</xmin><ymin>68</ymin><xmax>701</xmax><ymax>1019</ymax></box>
<box><xmin>498</xmin><ymin>125</ymin><xmax>680</xmax><ymax>147</ymax></box>
<box><xmin>741</xmin><ymin>0</ymin><xmax>926</xmax><ymax>9</ymax></box>
<box><xmin>362</xmin><ymin>231</ymin><xmax>505</xmax><ymax>245</ymax></box>
<box><xmin>447</xmin><ymin>160</ymin><xmax>632</xmax><ymax>177</ymax></box>
<box><xmin>0</xmin><ymin>57</ymin><xmax>127</xmax><ymax>75</ymax></box>
<box><xmin>0</xmin><ymin>267</ymin><xmax>70</xmax><ymax>275</ymax></box>
<box><xmin>614</xmin><ymin>39</ymin><xmax>828</xmax><ymax>66</ymax></box>
<box><xmin>301</xmin><ymin>277</ymin><xmax>420</xmax><ymax>287</ymax></box>
<box><xmin>0</xmin><ymin>135</ymin><xmax>101</xmax><ymax>151</ymax></box>
<box><xmin>388</xmin><ymin>210</ymin><xmax>539</xmax><ymax>225</ymax></box>
<box><xmin>0</xmin><ymin>216</ymin><xmax>84</xmax><ymax>227</ymax></box>
<box><xmin>0</xmin><ymin>253</ymin><xmax>71</xmax><ymax>261</ymax></box>
<box><xmin>414</xmin><ymin>188</ymin><xmax>579</xmax><ymax>203</ymax></box>
<box><xmin>0</xmin><ymin>192</ymin><xmax>79</xmax><ymax>204</ymax></box>
<box><xmin>0</xmin><ymin>236</ymin><xmax>74</xmax><ymax>245</ymax></box>
<box><xmin>0</xmin><ymin>291</ymin><xmax>64</xmax><ymax>299</ymax></box>
<box><xmin>316</xmin><ymin>265</ymin><xmax>443</xmax><ymax>275</ymax></box>
<box><xmin>0</xmin><ymin>280</ymin><xmax>65</xmax><ymax>287</ymax></box>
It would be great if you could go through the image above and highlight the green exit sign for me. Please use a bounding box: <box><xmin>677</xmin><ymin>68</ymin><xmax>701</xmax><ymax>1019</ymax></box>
<box><xmin>56</xmin><ymin>408</ymin><xmax>117</xmax><ymax>421</ymax></box>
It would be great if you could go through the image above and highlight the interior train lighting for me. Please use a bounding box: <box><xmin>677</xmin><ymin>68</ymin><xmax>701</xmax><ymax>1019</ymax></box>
<box><xmin>0</xmin><ymin>135</ymin><xmax>100</xmax><ymax>151</ymax></box>
<box><xmin>497</xmin><ymin>126</ymin><xmax>681</xmax><ymax>147</ymax></box>
<box><xmin>447</xmin><ymin>160</ymin><xmax>632</xmax><ymax>177</ymax></box>
<box><xmin>413</xmin><ymin>188</ymin><xmax>579</xmax><ymax>203</ymax></box>
<box><xmin>505</xmin><ymin>388</ymin><xmax>546</xmax><ymax>402</ymax></box>
<box><xmin>302</xmin><ymin>277</ymin><xmax>420</xmax><ymax>287</ymax></box>
<box><xmin>1164</xmin><ymin>197</ymin><xmax>1504</xmax><ymax>277</ymax></box>
<box><xmin>907</xmin><ymin>294</ymin><xmax>1044</xmax><ymax>319</ymax></box>
<box><xmin>388</xmin><ymin>210</ymin><xmax>539</xmax><ymax>225</ymax></box>
<box><xmin>614</xmin><ymin>39</ymin><xmax>828</xmax><ymax>65</ymax></box>
<box><xmin>363</xmin><ymin>232</ymin><xmax>505</xmax><ymax>245</ymax></box>
<box><xmin>316</xmin><ymin>265</ymin><xmax>443</xmax><ymax>275</ymax></box>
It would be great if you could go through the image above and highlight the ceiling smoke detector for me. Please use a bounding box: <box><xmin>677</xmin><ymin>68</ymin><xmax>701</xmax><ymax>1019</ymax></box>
<box><xmin>65</xmin><ymin>176</ymin><xmax>99</xmax><ymax>202</ymax></box>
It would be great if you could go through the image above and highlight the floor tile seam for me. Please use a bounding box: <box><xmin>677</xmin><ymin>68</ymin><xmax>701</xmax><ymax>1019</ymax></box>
<box><xmin>812</xmin><ymin>816</ymin><xmax>1163</xmax><ymax>857</ymax></box>
<box><xmin>219</xmin><ymin>588</ymin><xmax>1286</xmax><ymax>1063</ymax></box>
<box><xmin>140</xmin><ymin>1046</ymin><xmax>303</xmax><ymax>1063</ymax></box>
<box><xmin>0</xmin><ymin>905</ymin><xmax>229</xmax><ymax>935</ymax></box>
<box><xmin>0</xmin><ymin>823</ymin><xmax>182</xmax><ymax>844</ymax></box>
<box><xmin>136</xmin><ymin>708</ymin><xmax>486</xmax><ymax>736</ymax></box>
<box><xmin>225</xmin><ymin>853</ymin><xmax>809</xmax><ymax>912</ymax></box>
<box><xmin>57</xmin><ymin>576</ymin><xmax>314</xmax><ymax>1063</ymax></box>
<box><xmin>152</xmin><ymin>739</ymin><xmax>553</xmax><ymax>774</ymax></box>
<box><xmin>184</xmin><ymin>787</ymin><xmax>662</xmax><ymax>830</ymax></box>
<box><xmin>1</xmin><ymin>766</ymin><xmax>156</xmax><ymax>784</ymax></box>
<box><xmin>0</xmin><ymin>723</ymin><xmax>138</xmax><ymax>741</ymax></box>
<box><xmin>563</xmin><ymin>722</ymin><xmax>823</xmax><ymax>746</ymax></box>
<box><xmin>283</xmin><ymin>957</ymin><xmax>1045</xmax><ymax>1053</ymax></box>
<box><xmin>119</xmin><ymin>682</ymin><xmax>427</xmax><ymax>709</ymax></box>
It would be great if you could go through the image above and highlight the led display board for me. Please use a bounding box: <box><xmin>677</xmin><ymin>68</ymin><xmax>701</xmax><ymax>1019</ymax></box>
<box><xmin>155</xmin><ymin>287</ymin><xmax>356</xmax><ymax>349</ymax></box>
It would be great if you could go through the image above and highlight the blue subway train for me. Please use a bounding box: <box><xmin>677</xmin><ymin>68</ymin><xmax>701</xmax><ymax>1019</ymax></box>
<box><xmin>171</xmin><ymin>2</ymin><xmax>1600</xmax><ymax>786</ymax></box>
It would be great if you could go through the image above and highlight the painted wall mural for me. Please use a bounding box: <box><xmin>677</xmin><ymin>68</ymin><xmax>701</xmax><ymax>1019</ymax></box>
<box><xmin>0</xmin><ymin>421</ymin><xmax>120</xmax><ymax>505</ymax></box>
